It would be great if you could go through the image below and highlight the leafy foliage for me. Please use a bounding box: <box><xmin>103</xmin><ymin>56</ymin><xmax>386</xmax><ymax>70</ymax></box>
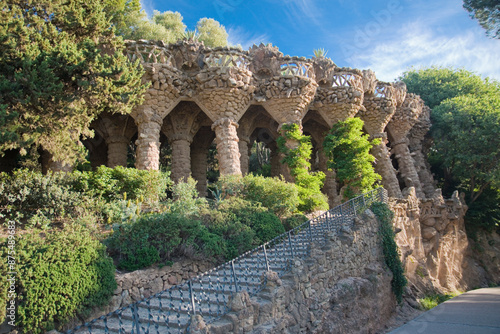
<box><xmin>419</xmin><ymin>291</ymin><xmax>462</xmax><ymax>310</ymax></box>
<box><xmin>0</xmin><ymin>226</ymin><xmax>116</xmax><ymax>333</ymax></box>
<box><xmin>72</xmin><ymin>166</ymin><xmax>172</xmax><ymax>204</ymax></box>
<box><xmin>400</xmin><ymin>67</ymin><xmax>500</xmax><ymax>232</ymax></box>
<box><xmin>0</xmin><ymin>0</ymin><xmax>147</xmax><ymax>164</ymax></box>
<box><xmin>0</xmin><ymin>167</ymin><xmax>171</xmax><ymax>228</ymax></box>
<box><xmin>371</xmin><ymin>202</ymin><xmax>407</xmax><ymax>303</ymax></box>
<box><xmin>277</xmin><ymin>123</ymin><xmax>328</xmax><ymax>212</ymax></box>
<box><xmin>197</xmin><ymin>18</ymin><xmax>229</xmax><ymax>47</ymax></box>
<box><xmin>463</xmin><ymin>0</ymin><xmax>500</xmax><ymax>38</ymax></box>
<box><xmin>323</xmin><ymin>118</ymin><xmax>381</xmax><ymax>200</ymax></box>
<box><xmin>240</xmin><ymin>174</ymin><xmax>300</xmax><ymax>217</ymax></box>
<box><xmin>106</xmin><ymin>213</ymin><xmax>223</xmax><ymax>270</ymax></box>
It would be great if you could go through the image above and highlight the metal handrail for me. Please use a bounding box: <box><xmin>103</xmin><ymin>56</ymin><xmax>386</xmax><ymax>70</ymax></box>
<box><xmin>67</xmin><ymin>188</ymin><xmax>386</xmax><ymax>333</ymax></box>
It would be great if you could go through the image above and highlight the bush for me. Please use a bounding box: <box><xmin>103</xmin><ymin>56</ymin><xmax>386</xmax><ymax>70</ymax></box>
<box><xmin>0</xmin><ymin>169</ymin><xmax>89</xmax><ymax>228</ymax></box>
<box><xmin>283</xmin><ymin>214</ymin><xmax>308</xmax><ymax>231</ymax></box>
<box><xmin>241</xmin><ymin>174</ymin><xmax>300</xmax><ymax>217</ymax></box>
<box><xmin>71</xmin><ymin>166</ymin><xmax>172</xmax><ymax>204</ymax></box>
<box><xmin>0</xmin><ymin>227</ymin><xmax>116</xmax><ymax>333</ymax></box>
<box><xmin>106</xmin><ymin>213</ymin><xmax>224</xmax><ymax>270</ymax></box>
<box><xmin>370</xmin><ymin>202</ymin><xmax>407</xmax><ymax>303</ymax></box>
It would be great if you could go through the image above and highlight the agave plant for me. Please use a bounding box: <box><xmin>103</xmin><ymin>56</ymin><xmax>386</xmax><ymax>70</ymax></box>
<box><xmin>313</xmin><ymin>48</ymin><xmax>328</xmax><ymax>58</ymax></box>
<box><xmin>183</xmin><ymin>29</ymin><xmax>199</xmax><ymax>41</ymax></box>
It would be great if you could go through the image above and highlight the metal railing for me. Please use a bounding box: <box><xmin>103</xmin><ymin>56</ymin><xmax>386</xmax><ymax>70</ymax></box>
<box><xmin>68</xmin><ymin>188</ymin><xmax>386</xmax><ymax>334</ymax></box>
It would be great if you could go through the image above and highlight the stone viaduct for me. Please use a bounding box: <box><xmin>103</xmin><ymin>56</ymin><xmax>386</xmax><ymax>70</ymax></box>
<box><xmin>86</xmin><ymin>40</ymin><xmax>436</xmax><ymax>205</ymax></box>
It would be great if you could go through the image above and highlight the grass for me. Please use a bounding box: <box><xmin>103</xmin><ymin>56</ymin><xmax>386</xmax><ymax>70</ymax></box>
<box><xmin>419</xmin><ymin>291</ymin><xmax>463</xmax><ymax>310</ymax></box>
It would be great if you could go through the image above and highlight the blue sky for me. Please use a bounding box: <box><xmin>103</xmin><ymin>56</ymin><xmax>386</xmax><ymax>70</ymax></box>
<box><xmin>140</xmin><ymin>0</ymin><xmax>500</xmax><ymax>82</ymax></box>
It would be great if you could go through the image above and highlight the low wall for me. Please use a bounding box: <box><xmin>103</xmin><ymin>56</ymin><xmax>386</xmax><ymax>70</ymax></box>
<box><xmin>190</xmin><ymin>210</ymin><xmax>398</xmax><ymax>334</ymax></box>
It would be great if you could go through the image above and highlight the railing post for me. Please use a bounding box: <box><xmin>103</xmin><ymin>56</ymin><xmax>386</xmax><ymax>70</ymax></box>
<box><xmin>288</xmin><ymin>232</ymin><xmax>295</xmax><ymax>258</ymax></box>
<box><xmin>352</xmin><ymin>198</ymin><xmax>357</xmax><ymax>216</ymax></box>
<box><xmin>362</xmin><ymin>193</ymin><xmax>366</xmax><ymax>210</ymax></box>
<box><xmin>132</xmin><ymin>303</ymin><xmax>141</xmax><ymax>334</ymax></box>
<box><xmin>340</xmin><ymin>204</ymin><xmax>343</xmax><ymax>226</ymax></box>
<box><xmin>263</xmin><ymin>244</ymin><xmax>270</xmax><ymax>272</ymax></box>
<box><xmin>189</xmin><ymin>281</ymin><xmax>196</xmax><ymax>315</ymax></box>
<box><xmin>308</xmin><ymin>221</ymin><xmax>313</xmax><ymax>244</ymax></box>
<box><xmin>231</xmin><ymin>260</ymin><xmax>239</xmax><ymax>292</ymax></box>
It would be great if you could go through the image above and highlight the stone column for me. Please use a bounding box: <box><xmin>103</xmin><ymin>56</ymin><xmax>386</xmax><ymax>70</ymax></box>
<box><xmin>211</xmin><ymin>118</ymin><xmax>241</xmax><ymax>176</ymax></box>
<box><xmin>169</xmin><ymin>134</ymin><xmax>192</xmax><ymax>183</ymax></box>
<box><xmin>391</xmin><ymin>138</ymin><xmax>423</xmax><ymax>197</ymax></box>
<box><xmin>268</xmin><ymin>142</ymin><xmax>282</xmax><ymax>177</ymax></box>
<box><xmin>239</xmin><ymin>136</ymin><xmax>251</xmax><ymax>176</ymax></box>
<box><xmin>318</xmin><ymin>148</ymin><xmax>340</xmax><ymax>207</ymax></box>
<box><xmin>371</xmin><ymin>133</ymin><xmax>402</xmax><ymax>198</ymax></box>
<box><xmin>106</xmin><ymin>136</ymin><xmax>129</xmax><ymax>168</ymax></box>
<box><xmin>135</xmin><ymin>116</ymin><xmax>162</xmax><ymax>170</ymax></box>
<box><xmin>191</xmin><ymin>144</ymin><xmax>209</xmax><ymax>196</ymax></box>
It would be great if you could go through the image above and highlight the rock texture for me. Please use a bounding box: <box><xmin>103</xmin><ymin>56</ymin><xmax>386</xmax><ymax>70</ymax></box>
<box><xmin>389</xmin><ymin>188</ymin><xmax>487</xmax><ymax>294</ymax></box>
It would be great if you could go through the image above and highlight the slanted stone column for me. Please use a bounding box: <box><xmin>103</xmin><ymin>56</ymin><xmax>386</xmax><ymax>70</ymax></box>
<box><xmin>408</xmin><ymin>106</ymin><xmax>436</xmax><ymax>198</ymax></box>
<box><xmin>169</xmin><ymin>134</ymin><xmax>192</xmax><ymax>183</ymax></box>
<box><xmin>387</xmin><ymin>94</ymin><xmax>425</xmax><ymax>198</ymax></box>
<box><xmin>106</xmin><ymin>136</ymin><xmax>129</xmax><ymax>168</ymax></box>
<box><xmin>371</xmin><ymin>134</ymin><xmax>402</xmax><ymax>198</ymax></box>
<box><xmin>135</xmin><ymin>115</ymin><xmax>162</xmax><ymax>170</ymax></box>
<box><xmin>239</xmin><ymin>136</ymin><xmax>251</xmax><ymax>175</ymax></box>
<box><xmin>211</xmin><ymin>118</ymin><xmax>241</xmax><ymax>175</ymax></box>
<box><xmin>360</xmin><ymin>81</ymin><xmax>403</xmax><ymax>198</ymax></box>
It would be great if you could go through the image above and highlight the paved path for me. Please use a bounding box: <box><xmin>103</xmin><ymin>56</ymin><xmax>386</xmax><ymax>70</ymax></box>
<box><xmin>389</xmin><ymin>287</ymin><xmax>500</xmax><ymax>334</ymax></box>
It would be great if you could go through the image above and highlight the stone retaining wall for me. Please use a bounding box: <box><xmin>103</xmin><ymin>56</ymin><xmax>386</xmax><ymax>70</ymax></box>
<box><xmin>190</xmin><ymin>210</ymin><xmax>398</xmax><ymax>334</ymax></box>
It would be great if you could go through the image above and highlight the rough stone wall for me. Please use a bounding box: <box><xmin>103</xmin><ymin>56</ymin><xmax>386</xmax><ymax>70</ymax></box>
<box><xmin>192</xmin><ymin>211</ymin><xmax>397</xmax><ymax>334</ymax></box>
<box><xmin>389</xmin><ymin>188</ymin><xmax>487</xmax><ymax>294</ymax></box>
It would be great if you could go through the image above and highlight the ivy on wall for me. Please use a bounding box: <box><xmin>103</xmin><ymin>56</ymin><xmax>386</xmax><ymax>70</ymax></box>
<box><xmin>276</xmin><ymin>123</ymin><xmax>328</xmax><ymax>212</ymax></box>
<box><xmin>371</xmin><ymin>201</ymin><xmax>407</xmax><ymax>303</ymax></box>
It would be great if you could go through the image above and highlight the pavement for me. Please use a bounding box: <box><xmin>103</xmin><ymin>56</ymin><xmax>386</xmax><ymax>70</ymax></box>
<box><xmin>388</xmin><ymin>287</ymin><xmax>500</xmax><ymax>334</ymax></box>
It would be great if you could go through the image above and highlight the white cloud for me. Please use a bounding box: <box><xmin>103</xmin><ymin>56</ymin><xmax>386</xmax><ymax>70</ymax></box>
<box><xmin>347</xmin><ymin>21</ymin><xmax>500</xmax><ymax>82</ymax></box>
<box><xmin>227</xmin><ymin>27</ymin><xmax>271</xmax><ymax>50</ymax></box>
<box><xmin>140</xmin><ymin>0</ymin><xmax>155</xmax><ymax>17</ymax></box>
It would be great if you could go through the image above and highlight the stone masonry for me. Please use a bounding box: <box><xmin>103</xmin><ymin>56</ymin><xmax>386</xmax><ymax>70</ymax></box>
<box><xmin>84</xmin><ymin>40</ymin><xmax>436</xmax><ymax>199</ymax></box>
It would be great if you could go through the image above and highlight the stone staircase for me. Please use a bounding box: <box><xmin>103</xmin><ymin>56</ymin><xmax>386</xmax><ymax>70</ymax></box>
<box><xmin>68</xmin><ymin>189</ymin><xmax>385</xmax><ymax>334</ymax></box>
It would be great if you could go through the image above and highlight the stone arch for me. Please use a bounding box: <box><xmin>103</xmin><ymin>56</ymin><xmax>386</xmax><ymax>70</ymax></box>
<box><xmin>238</xmin><ymin>105</ymin><xmax>279</xmax><ymax>176</ymax></box>
<box><xmin>85</xmin><ymin>113</ymin><xmax>137</xmax><ymax>169</ymax></box>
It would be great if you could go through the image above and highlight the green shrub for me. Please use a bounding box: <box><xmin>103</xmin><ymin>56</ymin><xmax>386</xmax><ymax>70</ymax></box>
<box><xmin>0</xmin><ymin>252</ymin><xmax>7</xmax><ymax>324</ymax></box>
<box><xmin>0</xmin><ymin>169</ymin><xmax>89</xmax><ymax>228</ymax></box>
<box><xmin>276</xmin><ymin>123</ymin><xmax>328</xmax><ymax>212</ymax></box>
<box><xmin>283</xmin><ymin>214</ymin><xmax>308</xmax><ymax>231</ymax></box>
<box><xmin>241</xmin><ymin>174</ymin><xmax>300</xmax><ymax>217</ymax></box>
<box><xmin>323</xmin><ymin>118</ymin><xmax>381</xmax><ymax>200</ymax></box>
<box><xmin>107</xmin><ymin>213</ymin><xmax>224</xmax><ymax>270</ymax></box>
<box><xmin>71</xmin><ymin>165</ymin><xmax>171</xmax><ymax>204</ymax></box>
<box><xmin>0</xmin><ymin>226</ymin><xmax>116</xmax><ymax>333</ymax></box>
<box><xmin>419</xmin><ymin>291</ymin><xmax>462</xmax><ymax>310</ymax></box>
<box><xmin>167</xmin><ymin>178</ymin><xmax>207</xmax><ymax>216</ymax></box>
<box><xmin>371</xmin><ymin>202</ymin><xmax>407</xmax><ymax>303</ymax></box>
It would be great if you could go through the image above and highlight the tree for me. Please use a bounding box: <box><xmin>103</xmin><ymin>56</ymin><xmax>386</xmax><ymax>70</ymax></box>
<box><xmin>323</xmin><ymin>118</ymin><xmax>381</xmax><ymax>200</ymax></box>
<box><xmin>0</xmin><ymin>0</ymin><xmax>147</xmax><ymax>165</ymax></box>
<box><xmin>197</xmin><ymin>18</ymin><xmax>228</xmax><ymax>47</ymax></box>
<box><xmin>400</xmin><ymin>67</ymin><xmax>500</xmax><ymax>231</ymax></box>
<box><xmin>103</xmin><ymin>0</ymin><xmax>142</xmax><ymax>37</ymax></box>
<box><xmin>463</xmin><ymin>0</ymin><xmax>500</xmax><ymax>39</ymax></box>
